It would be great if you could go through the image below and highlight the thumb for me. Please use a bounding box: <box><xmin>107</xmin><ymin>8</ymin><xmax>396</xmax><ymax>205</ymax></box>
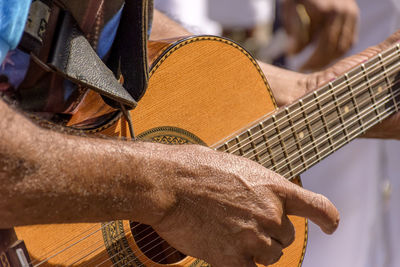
<box><xmin>280</xmin><ymin>180</ymin><xmax>340</xmax><ymax>234</ymax></box>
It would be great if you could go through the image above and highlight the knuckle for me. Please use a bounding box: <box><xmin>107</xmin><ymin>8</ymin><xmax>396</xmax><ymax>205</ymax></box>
<box><xmin>268</xmin><ymin>211</ymin><xmax>283</xmax><ymax>227</ymax></box>
<box><xmin>311</xmin><ymin>193</ymin><xmax>327</xmax><ymax>211</ymax></box>
<box><xmin>255</xmin><ymin>237</ymin><xmax>283</xmax><ymax>265</ymax></box>
<box><xmin>282</xmin><ymin>221</ymin><xmax>296</xmax><ymax>247</ymax></box>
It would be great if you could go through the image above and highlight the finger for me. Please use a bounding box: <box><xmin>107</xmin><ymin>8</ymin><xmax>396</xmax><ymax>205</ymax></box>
<box><xmin>301</xmin><ymin>13</ymin><xmax>344</xmax><ymax>70</ymax></box>
<box><xmin>277</xmin><ymin>179</ymin><xmax>340</xmax><ymax>234</ymax></box>
<box><xmin>266</xmin><ymin>215</ymin><xmax>296</xmax><ymax>248</ymax></box>
<box><xmin>252</xmin><ymin>236</ymin><xmax>284</xmax><ymax>266</ymax></box>
<box><xmin>337</xmin><ymin>10</ymin><xmax>358</xmax><ymax>56</ymax></box>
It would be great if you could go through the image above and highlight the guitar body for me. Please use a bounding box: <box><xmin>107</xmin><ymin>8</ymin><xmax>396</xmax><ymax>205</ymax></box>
<box><xmin>13</xmin><ymin>36</ymin><xmax>307</xmax><ymax>266</ymax></box>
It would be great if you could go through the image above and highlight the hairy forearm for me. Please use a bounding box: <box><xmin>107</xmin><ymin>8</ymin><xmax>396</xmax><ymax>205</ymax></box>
<box><xmin>258</xmin><ymin>62</ymin><xmax>310</xmax><ymax>106</ymax></box>
<box><xmin>0</xmin><ymin>100</ymin><xmax>177</xmax><ymax>227</ymax></box>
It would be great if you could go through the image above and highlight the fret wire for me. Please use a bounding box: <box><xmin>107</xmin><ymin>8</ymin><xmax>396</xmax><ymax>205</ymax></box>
<box><xmin>259</xmin><ymin>121</ymin><xmax>275</xmax><ymax>168</ymax></box>
<box><xmin>284</xmin><ymin>107</ymin><xmax>304</xmax><ymax>175</ymax></box>
<box><xmin>267</xmin><ymin>81</ymin><xmax>399</xmax><ymax>177</ymax></box>
<box><xmin>271</xmin><ymin>114</ymin><xmax>292</xmax><ymax>175</ymax></box>
<box><xmin>297</xmin><ymin>99</ymin><xmax>310</xmax><ymax>169</ymax></box>
<box><xmin>239</xmin><ymin>64</ymin><xmax>398</xmax><ymax>173</ymax></box>
<box><xmin>351</xmin><ymin>64</ymin><xmax>366</xmax><ymax>134</ymax></box>
<box><xmin>379</xmin><ymin>53</ymin><xmax>392</xmax><ymax>87</ymax></box>
<box><xmin>235</xmin><ymin>135</ymin><xmax>244</xmax><ymax>156</ymax></box>
<box><xmin>313</xmin><ymin>90</ymin><xmax>334</xmax><ymax>157</ymax></box>
<box><xmin>246</xmin><ymin>65</ymin><xmax>399</xmax><ymax>171</ymax></box>
<box><xmin>221</xmin><ymin>48</ymin><xmax>400</xmax><ymax>157</ymax></box>
<box><xmin>378</xmin><ymin>53</ymin><xmax>397</xmax><ymax>113</ymax></box>
<box><xmin>390</xmin><ymin>46</ymin><xmax>400</xmax><ymax>112</ymax></box>
<box><xmin>286</xmin><ymin>96</ymin><xmax>399</xmax><ymax>180</ymax></box>
<box><xmin>247</xmin><ymin>129</ymin><xmax>259</xmax><ymax>162</ymax></box>
<box><xmin>362</xmin><ymin>63</ymin><xmax>382</xmax><ymax>123</ymax></box>
<box><xmin>328</xmin><ymin>81</ymin><xmax>350</xmax><ymax>144</ymax></box>
<box><xmin>292</xmin><ymin>90</ymin><xmax>400</xmax><ymax>178</ymax></box>
<box><xmin>341</xmin><ymin>74</ymin><xmax>355</xmax><ymax>142</ymax></box>
<box><xmin>217</xmin><ymin>48</ymin><xmax>400</xmax><ymax>171</ymax></box>
<box><xmin>223</xmin><ymin>142</ymin><xmax>230</xmax><ymax>153</ymax></box>
<box><xmin>378</xmin><ymin>54</ymin><xmax>391</xmax><ymax>120</ymax></box>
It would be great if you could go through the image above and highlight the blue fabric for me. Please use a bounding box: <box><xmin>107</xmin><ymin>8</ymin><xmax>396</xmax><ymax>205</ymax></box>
<box><xmin>0</xmin><ymin>0</ymin><xmax>31</xmax><ymax>64</ymax></box>
<box><xmin>0</xmin><ymin>5</ymin><xmax>123</xmax><ymax>89</ymax></box>
<box><xmin>98</xmin><ymin>6</ymin><xmax>123</xmax><ymax>59</ymax></box>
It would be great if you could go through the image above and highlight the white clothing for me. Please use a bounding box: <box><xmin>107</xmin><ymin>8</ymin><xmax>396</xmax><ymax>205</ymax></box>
<box><xmin>154</xmin><ymin>0</ymin><xmax>275</xmax><ymax>34</ymax></box>
<box><xmin>154</xmin><ymin>0</ymin><xmax>221</xmax><ymax>35</ymax></box>
<box><xmin>297</xmin><ymin>0</ymin><xmax>400</xmax><ymax>266</ymax></box>
<box><xmin>207</xmin><ymin>0</ymin><xmax>275</xmax><ymax>28</ymax></box>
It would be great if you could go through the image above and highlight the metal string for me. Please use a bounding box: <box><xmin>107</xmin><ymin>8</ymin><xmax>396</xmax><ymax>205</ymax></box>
<box><xmin>252</xmin><ymin>67</ymin><xmax>400</xmax><ymax>174</ymax></box>
<box><xmin>30</xmin><ymin>45</ymin><xmax>400</xmax><ymax>266</ymax></box>
<box><xmin>225</xmin><ymin>48</ymin><xmax>400</xmax><ymax>156</ymax></box>
<box><xmin>281</xmin><ymin>94</ymin><xmax>400</xmax><ymax>180</ymax></box>
<box><xmin>224</xmin><ymin>53</ymin><xmax>400</xmax><ymax>169</ymax></box>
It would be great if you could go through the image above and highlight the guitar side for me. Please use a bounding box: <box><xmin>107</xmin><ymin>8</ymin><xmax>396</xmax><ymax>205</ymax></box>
<box><xmin>13</xmin><ymin>36</ymin><xmax>307</xmax><ymax>266</ymax></box>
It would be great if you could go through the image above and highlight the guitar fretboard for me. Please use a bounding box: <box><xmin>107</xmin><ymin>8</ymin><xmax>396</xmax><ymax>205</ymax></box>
<box><xmin>214</xmin><ymin>44</ymin><xmax>400</xmax><ymax>180</ymax></box>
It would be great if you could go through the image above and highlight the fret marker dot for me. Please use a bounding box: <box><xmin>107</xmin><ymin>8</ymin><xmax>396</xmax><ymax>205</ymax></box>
<box><xmin>378</xmin><ymin>86</ymin><xmax>383</xmax><ymax>93</ymax></box>
<box><xmin>298</xmin><ymin>132</ymin><xmax>304</xmax><ymax>139</ymax></box>
<box><xmin>344</xmin><ymin>106</ymin><xmax>350</xmax><ymax>114</ymax></box>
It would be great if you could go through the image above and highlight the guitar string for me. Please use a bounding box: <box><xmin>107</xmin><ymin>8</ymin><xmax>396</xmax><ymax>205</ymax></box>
<box><xmin>252</xmin><ymin>68</ymin><xmax>400</xmax><ymax>173</ymax></box>
<box><xmin>29</xmin><ymin>47</ymin><xmax>400</xmax><ymax>265</ymax></box>
<box><xmin>36</xmin><ymin>56</ymin><xmax>400</xmax><ymax>266</ymax></box>
<box><xmin>90</xmin><ymin>89</ymin><xmax>400</xmax><ymax>267</ymax></box>
<box><xmin>75</xmin><ymin>227</ymin><xmax>168</xmax><ymax>267</ymax></box>
<box><xmin>281</xmin><ymin>95</ymin><xmax>400</xmax><ymax>181</ymax></box>
<box><xmin>106</xmin><ymin>88</ymin><xmax>400</xmax><ymax>267</ymax></box>
<box><xmin>239</xmin><ymin>66</ymin><xmax>395</xmax><ymax>168</ymax></box>
<box><xmin>227</xmin><ymin>56</ymin><xmax>400</xmax><ymax>166</ymax></box>
<box><xmin>123</xmin><ymin>243</ymin><xmax>180</xmax><ymax>267</ymax></box>
<box><xmin>227</xmin><ymin>66</ymin><xmax>400</xmax><ymax>180</ymax></box>
<box><xmin>28</xmin><ymin>223</ymin><xmax>101</xmax><ymax>265</ymax></box>
<box><xmin>31</xmin><ymin>222</ymin><xmax>115</xmax><ymax>266</ymax></box>
<box><xmin>229</xmin><ymin>60</ymin><xmax>399</xmax><ymax>162</ymax></box>
<box><xmin>40</xmin><ymin>86</ymin><xmax>400</xmax><ymax>266</ymax></box>
<box><xmin>93</xmin><ymin>235</ymin><xmax>167</xmax><ymax>267</ymax></box>
<box><xmin>225</xmin><ymin>47</ymin><xmax>400</xmax><ymax>155</ymax></box>
<box><xmin>272</xmin><ymin>88</ymin><xmax>400</xmax><ymax>178</ymax></box>
<box><xmin>109</xmin><ymin>90</ymin><xmax>400</xmax><ymax>267</ymax></box>
<box><xmin>38</xmin><ymin>74</ymin><xmax>400</xmax><ymax>267</ymax></box>
<box><xmin>237</xmin><ymin>61</ymin><xmax>397</xmax><ymax>160</ymax></box>
<box><xmin>50</xmin><ymin>224</ymin><xmax>158</xmax><ymax>267</ymax></box>
<box><xmin>225</xmin><ymin>47</ymin><xmax>400</xmax><ymax>156</ymax></box>
<box><xmin>33</xmin><ymin>224</ymin><xmax>152</xmax><ymax>266</ymax></box>
<box><xmin>115</xmin><ymin>47</ymin><xmax>400</xmax><ymax>267</ymax></box>
<box><xmin>101</xmin><ymin>237</ymin><xmax>171</xmax><ymax>267</ymax></box>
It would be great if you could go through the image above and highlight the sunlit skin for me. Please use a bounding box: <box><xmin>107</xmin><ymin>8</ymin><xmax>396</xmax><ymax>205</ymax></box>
<box><xmin>0</xmin><ymin>9</ymin><xmax>399</xmax><ymax>267</ymax></box>
<box><xmin>283</xmin><ymin>0</ymin><xmax>359</xmax><ymax>70</ymax></box>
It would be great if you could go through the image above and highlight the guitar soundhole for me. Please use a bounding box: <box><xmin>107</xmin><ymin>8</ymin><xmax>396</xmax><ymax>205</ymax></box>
<box><xmin>130</xmin><ymin>222</ymin><xmax>186</xmax><ymax>264</ymax></box>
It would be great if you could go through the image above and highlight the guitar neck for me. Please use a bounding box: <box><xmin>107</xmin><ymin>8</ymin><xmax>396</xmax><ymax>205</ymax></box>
<box><xmin>215</xmin><ymin>44</ymin><xmax>400</xmax><ymax>180</ymax></box>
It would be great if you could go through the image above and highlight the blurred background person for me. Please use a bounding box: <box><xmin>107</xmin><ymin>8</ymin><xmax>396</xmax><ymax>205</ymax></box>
<box><xmin>284</xmin><ymin>0</ymin><xmax>400</xmax><ymax>267</ymax></box>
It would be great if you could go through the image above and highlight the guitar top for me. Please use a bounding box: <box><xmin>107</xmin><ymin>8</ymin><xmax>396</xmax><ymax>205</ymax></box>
<box><xmin>4</xmin><ymin>35</ymin><xmax>400</xmax><ymax>266</ymax></box>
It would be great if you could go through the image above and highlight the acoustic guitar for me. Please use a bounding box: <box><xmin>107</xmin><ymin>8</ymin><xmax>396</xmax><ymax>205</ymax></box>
<box><xmin>1</xmin><ymin>35</ymin><xmax>400</xmax><ymax>267</ymax></box>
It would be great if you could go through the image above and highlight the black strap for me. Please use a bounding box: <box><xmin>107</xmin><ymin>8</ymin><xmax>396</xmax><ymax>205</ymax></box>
<box><xmin>104</xmin><ymin>0</ymin><xmax>151</xmax><ymax>108</ymax></box>
<box><xmin>17</xmin><ymin>0</ymin><xmax>152</xmax><ymax>110</ymax></box>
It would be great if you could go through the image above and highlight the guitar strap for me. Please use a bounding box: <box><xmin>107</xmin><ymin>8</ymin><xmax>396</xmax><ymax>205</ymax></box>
<box><xmin>16</xmin><ymin>0</ymin><xmax>152</xmax><ymax>112</ymax></box>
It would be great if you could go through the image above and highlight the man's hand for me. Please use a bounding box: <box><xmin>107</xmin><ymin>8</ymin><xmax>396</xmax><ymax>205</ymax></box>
<box><xmin>283</xmin><ymin>0</ymin><xmax>359</xmax><ymax>70</ymax></box>
<box><xmin>151</xmin><ymin>145</ymin><xmax>339</xmax><ymax>267</ymax></box>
